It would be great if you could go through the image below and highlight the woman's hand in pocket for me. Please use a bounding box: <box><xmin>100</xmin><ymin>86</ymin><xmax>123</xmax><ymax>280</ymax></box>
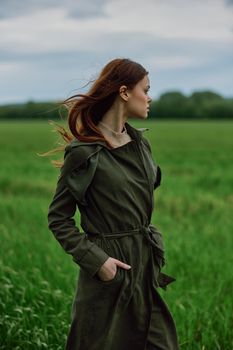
<box><xmin>97</xmin><ymin>257</ymin><xmax>131</xmax><ymax>282</ymax></box>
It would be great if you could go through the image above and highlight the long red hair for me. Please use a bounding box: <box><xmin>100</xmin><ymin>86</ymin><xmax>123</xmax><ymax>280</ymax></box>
<box><xmin>42</xmin><ymin>58</ymin><xmax>148</xmax><ymax>166</ymax></box>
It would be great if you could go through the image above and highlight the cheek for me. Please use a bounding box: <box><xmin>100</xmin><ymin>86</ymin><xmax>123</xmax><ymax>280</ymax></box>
<box><xmin>128</xmin><ymin>91</ymin><xmax>147</xmax><ymax>114</ymax></box>
<box><xmin>135</xmin><ymin>91</ymin><xmax>147</xmax><ymax>104</ymax></box>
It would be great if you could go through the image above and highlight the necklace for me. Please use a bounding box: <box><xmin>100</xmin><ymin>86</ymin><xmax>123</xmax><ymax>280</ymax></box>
<box><xmin>99</xmin><ymin>121</ymin><xmax>128</xmax><ymax>136</ymax></box>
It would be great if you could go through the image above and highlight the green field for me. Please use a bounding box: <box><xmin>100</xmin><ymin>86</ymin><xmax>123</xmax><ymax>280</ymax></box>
<box><xmin>0</xmin><ymin>120</ymin><xmax>232</xmax><ymax>349</ymax></box>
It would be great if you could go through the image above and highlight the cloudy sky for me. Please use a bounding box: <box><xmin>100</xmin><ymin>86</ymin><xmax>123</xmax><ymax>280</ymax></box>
<box><xmin>0</xmin><ymin>0</ymin><xmax>233</xmax><ymax>104</ymax></box>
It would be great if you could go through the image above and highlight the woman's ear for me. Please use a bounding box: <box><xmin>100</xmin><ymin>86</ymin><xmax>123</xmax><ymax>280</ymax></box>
<box><xmin>119</xmin><ymin>85</ymin><xmax>129</xmax><ymax>101</ymax></box>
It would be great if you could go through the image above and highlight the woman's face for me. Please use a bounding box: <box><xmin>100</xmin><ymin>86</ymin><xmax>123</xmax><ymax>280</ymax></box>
<box><xmin>126</xmin><ymin>75</ymin><xmax>152</xmax><ymax>119</ymax></box>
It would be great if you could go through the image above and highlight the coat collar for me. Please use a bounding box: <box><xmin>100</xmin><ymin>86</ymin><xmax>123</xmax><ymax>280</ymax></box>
<box><xmin>125</xmin><ymin>122</ymin><xmax>149</xmax><ymax>142</ymax></box>
<box><xmin>69</xmin><ymin>121</ymin><xmax>149</xmax><ymax>150</ymax></box>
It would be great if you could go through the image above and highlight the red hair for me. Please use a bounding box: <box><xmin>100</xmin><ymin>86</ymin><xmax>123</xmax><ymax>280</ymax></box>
<box><xmin>42</xmin><ymin>58</ymin><xmax>148</xmax><ymax>166</ymax></box>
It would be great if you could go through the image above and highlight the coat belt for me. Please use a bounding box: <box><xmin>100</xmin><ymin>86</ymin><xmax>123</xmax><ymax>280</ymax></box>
<box><xmin>86</xmin><ymin>224</ymin><xmax>176</xmax><ymax>290</ymax></box>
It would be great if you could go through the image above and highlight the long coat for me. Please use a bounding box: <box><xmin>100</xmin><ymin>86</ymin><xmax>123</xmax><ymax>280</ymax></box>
<box><xmin>48</xmin><ymin>122</ymin><xmax>179</xmax><ymax>350</ymax></box>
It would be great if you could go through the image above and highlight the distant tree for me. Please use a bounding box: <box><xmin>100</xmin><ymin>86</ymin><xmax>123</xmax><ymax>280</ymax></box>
<box><xmin>0</xmin><ymin>101</ymin><xmax>64</xmax><ymax>120</ymax></box>
<box><xmin>0</xmin><ymin>91</ymin><xmax>232</xmax><ymax>120</ymax></box>
<box><xmin>189</xmin><ymin>91</ymin><xmax>224</xmax><ymax>118</ymax></box>
<box><xmin>151</xmin><ymin>91</ymin><xmax>195</xmax><ymax>119</ymax></box>
<box><xmin>202</xmin><ymin>98</ymin><xmax>233</xmax><ymax>119</ymax></box>
<box><xmin>190</xmin><ymin>91</ymin><xmax>223</xmax><ymax>104</ymax></box>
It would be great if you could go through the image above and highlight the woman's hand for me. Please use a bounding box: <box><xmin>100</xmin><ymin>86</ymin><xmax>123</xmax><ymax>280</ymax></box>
<box><xmin>96</xmin><ymin>257</ymin><xmax>131</xmax><ymax>282</ymax></box>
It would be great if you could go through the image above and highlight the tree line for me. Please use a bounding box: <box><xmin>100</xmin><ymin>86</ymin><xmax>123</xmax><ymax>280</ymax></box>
<box><xmin>0</xmin><ymin>90</ymin><xmax>232</xmax><ymax>120</ymax></box>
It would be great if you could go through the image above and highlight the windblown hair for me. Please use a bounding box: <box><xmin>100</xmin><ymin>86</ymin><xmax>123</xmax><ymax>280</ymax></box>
<box><xmin>41</xmin><ymin>58</ymin><xmax>148</xmax><ymax>167</ymax></box>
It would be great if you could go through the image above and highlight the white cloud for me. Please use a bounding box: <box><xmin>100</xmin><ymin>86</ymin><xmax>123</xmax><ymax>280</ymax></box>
<box><xmin>105</xmin><ymin>0</ymin><xmax>233</xmax><ymax>41</ymax></box>
<box><xmin>0</xmin><ymin>0</ymin><xmax>232</xmax><ymax>102</ymax></box>
<box><xmin>0</xmin><ymin>0</ymin><xmax>232</xmax><ymax>55</ymax></box>
<box><xmin>146</xmin><ymin>56</ymin><xmax>204</xmax><ymax>70</ymax></box>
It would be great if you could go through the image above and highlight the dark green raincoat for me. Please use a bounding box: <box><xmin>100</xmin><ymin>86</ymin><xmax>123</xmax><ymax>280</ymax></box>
<box><xmin>48</xmin><ymin>121</ymin><xmax>179</xmax><ymax>350</ymax></box>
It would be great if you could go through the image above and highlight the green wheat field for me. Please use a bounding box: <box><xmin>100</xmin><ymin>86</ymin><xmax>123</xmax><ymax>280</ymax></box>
<box><xmin>0</xmin><ymin>120</ymin><xmax>232</xmax><ymax>349</ymax></box>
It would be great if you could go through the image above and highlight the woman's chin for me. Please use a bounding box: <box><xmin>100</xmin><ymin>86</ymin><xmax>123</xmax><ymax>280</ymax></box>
<box><xmin>128</xmin><ymin>112</ymin><xmax>148</xmax><ymax>119</ymax></box>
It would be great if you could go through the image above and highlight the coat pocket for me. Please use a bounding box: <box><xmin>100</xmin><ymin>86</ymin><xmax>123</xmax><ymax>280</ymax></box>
<box><xmin>93</xmin><ymin>266</ymin><xmax>122</xmax><ymax>286</ymax></box>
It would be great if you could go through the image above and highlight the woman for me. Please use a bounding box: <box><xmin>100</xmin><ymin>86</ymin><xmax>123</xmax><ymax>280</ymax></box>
<box><xmin>47</xmin><ymin>58</ymin><xmax>179</xmax><ymax>350</ymax></box>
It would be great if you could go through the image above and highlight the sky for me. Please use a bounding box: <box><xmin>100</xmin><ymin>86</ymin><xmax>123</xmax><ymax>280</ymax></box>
<box><xmin>0</xmin><ymin>0</ymin><xmax>233</xmax><ymax>104</ymax></box>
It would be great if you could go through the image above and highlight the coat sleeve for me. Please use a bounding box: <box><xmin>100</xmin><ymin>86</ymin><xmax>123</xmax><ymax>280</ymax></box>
<box><xmin>47</xmin><ymin>144</ymin><xmax>110</xmax><ymax>277</ymax></box>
